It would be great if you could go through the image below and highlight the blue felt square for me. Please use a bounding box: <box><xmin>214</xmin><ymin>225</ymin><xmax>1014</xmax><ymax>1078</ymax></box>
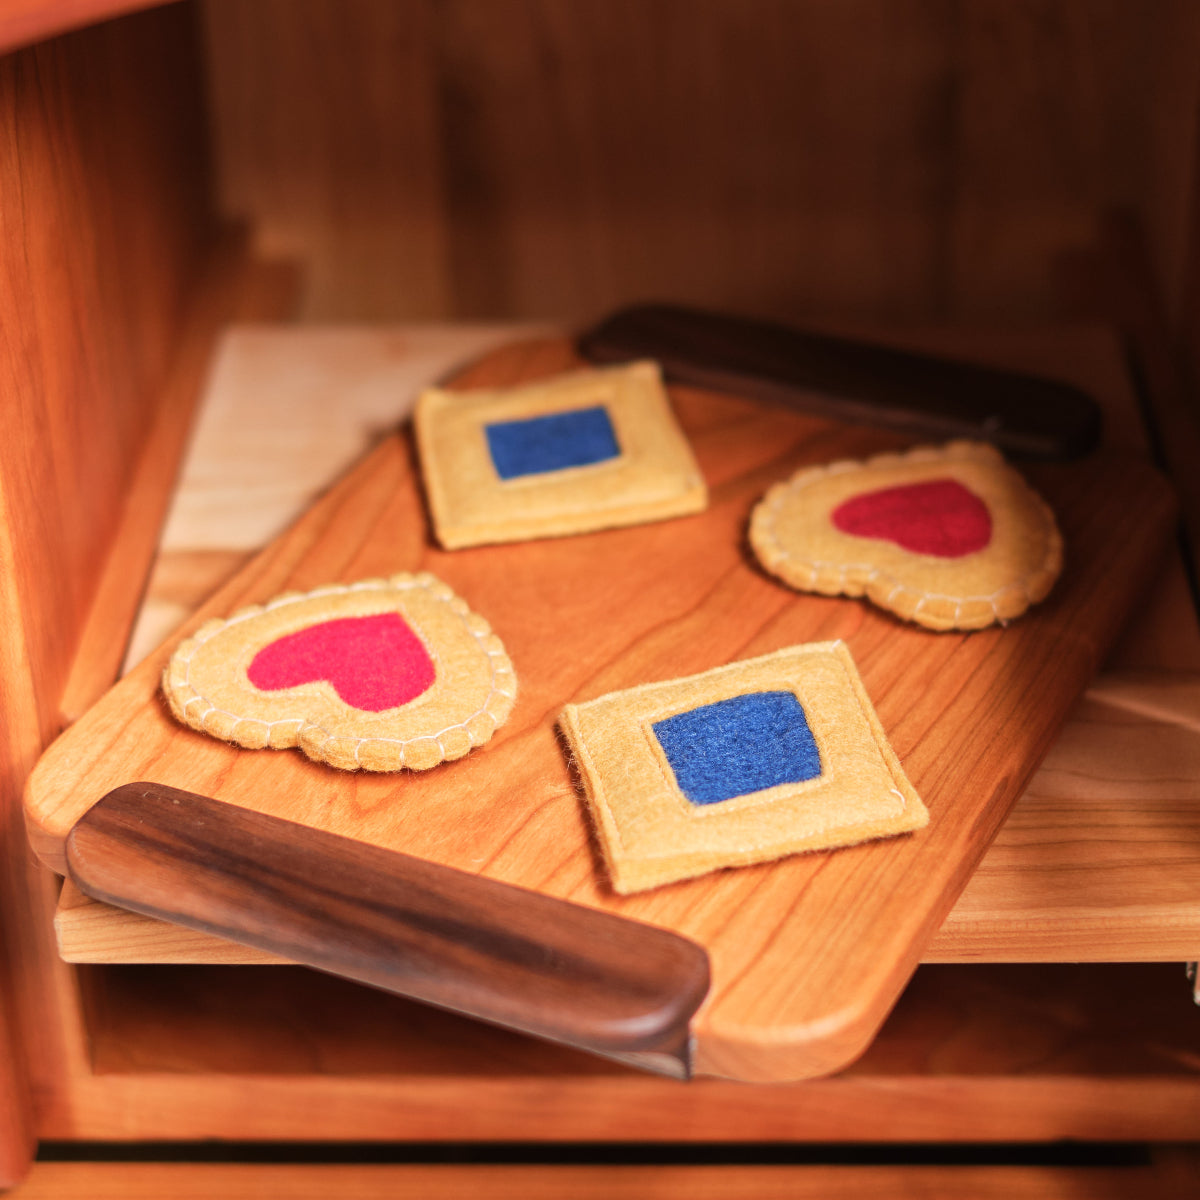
<box><xmin>485</xmin><ymin>406</ymin><xmax>620</xmax><ymax>480</ymax></box>
<box><xmin>652</xmin><ymin>691</ymin><xmax>821</xmax><ymax>806</ymax></box>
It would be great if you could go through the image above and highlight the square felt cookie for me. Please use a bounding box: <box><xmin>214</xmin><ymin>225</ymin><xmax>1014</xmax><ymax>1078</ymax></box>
<box><xmin>415</xmin><ymin>361</ymin><xmax>707</xmax><ymax>548</ymax></box>
<box><xmin>559</xmin><ymin>642</ymin><xmax>927</xmax><ymax>893</ymax></box>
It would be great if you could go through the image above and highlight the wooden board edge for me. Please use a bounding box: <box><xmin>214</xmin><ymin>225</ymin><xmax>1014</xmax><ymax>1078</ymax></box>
<box><xmin>36</xmin><ymin>1073</ymin><xmax>1200</xmax><ymax>1144</ymax></box>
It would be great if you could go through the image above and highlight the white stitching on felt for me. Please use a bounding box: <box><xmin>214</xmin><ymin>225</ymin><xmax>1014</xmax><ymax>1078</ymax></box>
<box><xmin>754</xmin><ymin>443</ymin><xmax>1060</xmax><ymax>627</ymax></box>
<box><xmin>172</xmin><ymin>574</ymin><xmax>511</xmax><ymax>765</ymax></box>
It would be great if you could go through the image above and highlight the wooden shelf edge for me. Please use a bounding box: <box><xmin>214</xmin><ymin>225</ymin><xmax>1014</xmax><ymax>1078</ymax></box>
<box><xmin>7</xmin><ymin>1161</ymin><xmax>1191</xmax><ymax>1200</ymax></box>
<box><xmin>35</xmin><ymin>1074</ymin><xmax>1200</xmax><ymax>1145</ymax></box>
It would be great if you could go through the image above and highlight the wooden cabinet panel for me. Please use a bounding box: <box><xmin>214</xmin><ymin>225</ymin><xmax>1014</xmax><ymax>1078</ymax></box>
<box><xmin>201</xmin><ymin>0</ymin><xmax>1200</xmax><ymax>326</ymax></box>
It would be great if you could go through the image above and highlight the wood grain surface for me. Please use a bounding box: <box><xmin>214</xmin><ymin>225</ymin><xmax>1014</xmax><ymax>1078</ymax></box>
<box><xmin>67</xmin><ymin>783</ymin><xmax>710</xmax><ymax>1072</ymax></box>
<box><xmin>7</xmin><ymin>1162</ymin><xmax>1187</xmax><ymax>1200</ymax></box>
<box><xmin>25</xmin><ymin>336</ymin><xmax>1176</xmax><ymax>1081</ymax></box>
<box><xmin>0</xmin><ymin>5</ymin><xmax>218</xmax><ymax>1184</ymax></box>
<box><xmin>926</xmin><ymin>669</ymin><xmax>1200</xmax><ymax>962</ymax></box>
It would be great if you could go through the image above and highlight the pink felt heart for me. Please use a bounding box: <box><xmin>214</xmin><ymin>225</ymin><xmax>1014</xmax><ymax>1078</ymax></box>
<box><xmin>831</xmin><ymin>477</ymin><xmax>992</xmax><ymax>558</ymax></box>
<box><xmin>247</xmin><ymin>612</ymin><xmax>435</xmax><ymax>712</ymax></box>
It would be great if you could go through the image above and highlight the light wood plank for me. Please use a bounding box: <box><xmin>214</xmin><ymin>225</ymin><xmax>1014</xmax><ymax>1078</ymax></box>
<box><xmin>929</xmin><ymin>672</ymin><xmax>1200</xmax><ymax>961</ymax></box>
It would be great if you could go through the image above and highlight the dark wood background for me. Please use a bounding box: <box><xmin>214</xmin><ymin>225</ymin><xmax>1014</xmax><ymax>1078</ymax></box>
<box><xmin>201</xmin><ymin>0</ymin><xmax>1200</xmax><ymax>328</ymax></box>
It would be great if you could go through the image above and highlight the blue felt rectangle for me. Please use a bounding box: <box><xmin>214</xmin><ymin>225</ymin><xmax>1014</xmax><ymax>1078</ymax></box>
<box><xmin>652</xmin><ymin>691</ymin><xmax>821</xmax><ymax>806</ymax></box>
<box><xmin>485</xmin><ymin>406</ymin><xmax>620</xmax><ymax>480</ymax></box>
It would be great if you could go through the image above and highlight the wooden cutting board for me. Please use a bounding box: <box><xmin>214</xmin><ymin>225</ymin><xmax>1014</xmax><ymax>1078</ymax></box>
<box><xmin>24</xmin><ymin>337</ymin><xmax>1176</xmax><ymax>1081</ymax></box>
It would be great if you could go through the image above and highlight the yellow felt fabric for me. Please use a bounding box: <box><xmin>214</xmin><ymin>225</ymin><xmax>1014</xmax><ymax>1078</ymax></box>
<box><xmin>415</xmin><ymin>360</ymin><xmax>707</xmax><ymax>549</ymax></box>
<box><xmin>559</xmin><ymin>642</ymin><xmax>927</xmax><ymax>894</ymax></box>
<box><xmin>162</xmin><ymin>573</ymin><xmax>516</xmax><ymax>772</ymax></box>
<box><xmin>748</xmin><ymin>440</ymin><xmax>1062</xmax><ymax>631</ymax></box>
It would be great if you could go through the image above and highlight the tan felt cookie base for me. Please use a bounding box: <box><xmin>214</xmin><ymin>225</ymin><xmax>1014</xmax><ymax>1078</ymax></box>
<box><xmin>559</xmin><ymin>642</ymin><xmax>927</xmax><ymax>894</ymax></box>
<box><xmin>161</xmin><ymin>573</ymin><xmax>516</xmax><ymax>771</ymax></box>
<box><xmin>415</xmin><ymin>360</ymin><xmax>707</xmax><ymax>548</ymax></box>
<box><xmin>749</xmin><ymin>440</ymin><xmax>1063</xmax><ymax>632</ymax></box>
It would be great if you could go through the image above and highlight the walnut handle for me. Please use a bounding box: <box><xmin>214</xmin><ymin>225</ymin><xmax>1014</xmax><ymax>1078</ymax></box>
<box><xmin>66</xmin><ymin>783</ymin><xmax>711</xmax><ymax>1076</ymax></box>
<box><xmin>579</xmin><ymin>303</ymin><xmax>1102</xmax><ymax>459</ymax></box>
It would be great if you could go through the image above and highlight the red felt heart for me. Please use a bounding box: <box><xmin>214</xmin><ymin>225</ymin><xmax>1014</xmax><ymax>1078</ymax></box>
<box><xmin>832</xmin><ymin>477</ymin><xmax>992</xmax><ymax>558</ymax></box>
<box><xmin>247</xmin><ymin>612</ymin><xmax>435</xmax><ymax>712</ymax></box>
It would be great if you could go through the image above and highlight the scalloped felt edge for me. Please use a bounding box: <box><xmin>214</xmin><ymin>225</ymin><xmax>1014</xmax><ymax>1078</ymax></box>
<box><xmin>161</xmin><ymin>573</ymin><xmax>517</xmax><ymax>772</ymax></box>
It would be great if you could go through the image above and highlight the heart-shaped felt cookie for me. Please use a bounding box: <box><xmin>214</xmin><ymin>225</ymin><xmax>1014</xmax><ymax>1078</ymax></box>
<box><xmin>162</xmin><ymin>573</ymin><xmax>517</xmax><ymax>771</ymax></box>
<box><xmin>748</xmin><ymin>441</ymin><xmax>1062</xmax><ymax>631</ymax></box>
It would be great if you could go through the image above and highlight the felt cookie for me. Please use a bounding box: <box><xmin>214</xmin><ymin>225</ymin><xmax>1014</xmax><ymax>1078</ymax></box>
<box><xmin>161</xmin><ymin>573</ymin><xmax>516</xmax><ymax>771</ymax></box>
<box><xmin>415</xmin><ymin>360</ymin><xmax>707</xmax><ymax>548</ymax></box>
<box><xmin>749</xmin><ymin>441</ymin><xmax>1062</xmax><ymax>631</ymax></box>
<box><xmin>559</xmin><ymin>642</ymin><xmax>927</xmax><ymax>894</ymax></box>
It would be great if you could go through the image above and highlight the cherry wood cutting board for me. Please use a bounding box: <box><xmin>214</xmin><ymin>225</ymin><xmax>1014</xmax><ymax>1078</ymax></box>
<box><xmin>25</xmin><ymin>337</ymin><xmax>1176</xmax><ymax>1081</ymax></box>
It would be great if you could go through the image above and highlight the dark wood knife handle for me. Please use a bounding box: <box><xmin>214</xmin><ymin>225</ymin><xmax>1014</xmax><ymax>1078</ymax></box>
<box><xmin>67</xmin><ymin>784</ymin><xmax>711</xmax><ymax>1074</ymax></box>
<box><xmin>578</xmin><ymin>303</ymin><xmax>1102</xmax><ymax>459</ymax></box>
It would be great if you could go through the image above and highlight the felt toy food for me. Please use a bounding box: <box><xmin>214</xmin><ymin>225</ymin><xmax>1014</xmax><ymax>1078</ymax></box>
<box><xmin>749</xmin><ymin>441</ymin><xmax>1062</xmax><ymax>631</ymax></box>
<box><xmin>161</xmin><ymin>573</ymin><xmax>516</xmax><ymax>771</ymax></box>
<box><xmin>559</xmin><ymin>642</ymin><xmax>927</xmax><ymax>894</ymax></box>
<box><xmin>415</xmin><ymin>360</ymin><xmax>706</xmax><ymax>548</ymax></box>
